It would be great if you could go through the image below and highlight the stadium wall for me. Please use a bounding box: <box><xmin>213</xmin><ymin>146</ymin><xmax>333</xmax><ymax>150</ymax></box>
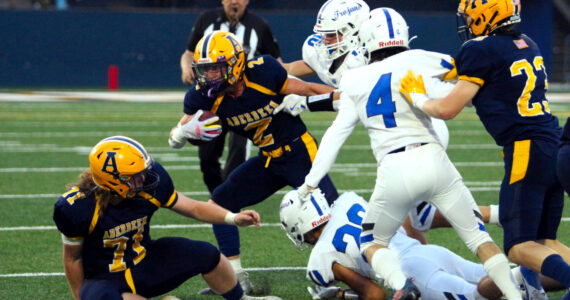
<box><xmin>0</xmin><ymin>2</ymin><xmax>552</xmax><ymax>88</ymax></box>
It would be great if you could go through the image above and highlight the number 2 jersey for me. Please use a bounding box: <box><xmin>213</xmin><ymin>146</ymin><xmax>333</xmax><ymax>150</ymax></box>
<box><xmin>52</xmin><ymin>161</ymin><xmax>178</xmax><ymax>278</ymax></box>
<box><xmin>456</xmin><ymin>31</ymin><xmax>560</xmax><ymax>146</ymax></box>
<box><xmin>183</xmin><ymin>55</ymin><xmax>307</xmax><ymax>152</ymax></box>
<box><xmin>307</xmin><ymin>192</ymin><xmax>419</xmax><ymax>286</ymax></box>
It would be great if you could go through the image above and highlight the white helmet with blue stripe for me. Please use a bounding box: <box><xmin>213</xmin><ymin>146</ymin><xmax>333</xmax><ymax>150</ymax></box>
<box><xmin>359</xmin><ymin>7</ymin><xmax>411</xmax><ymax>54</ymax></box>
<box><xmin>313</xmin><ymin>0</ymin><xmax>370</xmax><ymax>60</ymax></box>
<box><xmin>279</xmin><ymin>189</ymin><xmax>331</xmax><ymax>250</ymax></box>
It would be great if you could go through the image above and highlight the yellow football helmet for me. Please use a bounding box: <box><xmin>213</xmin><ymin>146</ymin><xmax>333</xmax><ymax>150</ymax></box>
<box><xmin>193</xmin><ymin>31</ymin><xmax>246</xmax><ymax>98</ymax></box>
<box><xmin>89</xmin><ymin>136</ymin><xmax>158</xmax><ymax>198</ymax></box>
<box><xmin>457</xmin><ymin>0</ymin><xmax>521</xmax><ymax>41</ymax></box>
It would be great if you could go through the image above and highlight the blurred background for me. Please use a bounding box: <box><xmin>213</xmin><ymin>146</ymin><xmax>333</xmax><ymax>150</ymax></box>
<box><xmin>0</xmin><ymin>0</ymin><xmax>568</xmax><ymax>88</ymax></box>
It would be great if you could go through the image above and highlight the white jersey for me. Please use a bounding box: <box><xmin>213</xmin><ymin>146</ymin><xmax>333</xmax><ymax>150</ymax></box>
<box><xmin>302</xmin><ymin>34</ymin><xmax>368</xmax><ymax>88</ymax></box>
<box><xmin>307</xmin><ymin>192</ymin><xmax>488</xmax><ymax>300</ymax></box>
<box><xmin>307</xmin><ymin>192</ymin><xmax>420</xmax><ymax>286</ymax></box>
<box><xmin>305</xmin><ymin>49</ymin><xmax>455</xmax><ymax>187</ymax></box>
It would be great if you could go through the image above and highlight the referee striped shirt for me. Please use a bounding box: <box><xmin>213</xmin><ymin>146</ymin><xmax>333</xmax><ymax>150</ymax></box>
<box><xmin>186</xmin><ymin>8</ymin><xmax>281</xmax><ymax>60</ymax></box>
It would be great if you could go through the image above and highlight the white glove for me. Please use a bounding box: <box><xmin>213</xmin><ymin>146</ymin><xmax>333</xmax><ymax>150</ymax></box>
<box><xmin>274</xmin><ymin>94</ymin><xmax>308</xmax><ymax>116</ymax></box>
<box><xmin>297</xmin><ymin>183</ymin><xmax>318</xmax><ymax>203</ymax></box>
<box><xmin>182</xmin><ymin>110</ymin><xmax>222</xmax><ymax>141</ymax></box>
<box><xmin>307</xmin><ymin>285</ymin><xmax>341</xmax><ymax>299</ymax></box>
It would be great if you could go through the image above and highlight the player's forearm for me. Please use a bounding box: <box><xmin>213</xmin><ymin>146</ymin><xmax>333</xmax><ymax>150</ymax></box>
<box><xmin>180</xmin><ymin>50</ymin><xmax>194</xmax><ymax>71</ymax></box>
<box><xmin>171</xmin><ymin>193</ymin><xmax>231</xmax><ymax>224</ymax></box>
<box><xmin>64</xmin><ymin>258</ymin><xmax>84</xmax><ymax>300</ymax></box>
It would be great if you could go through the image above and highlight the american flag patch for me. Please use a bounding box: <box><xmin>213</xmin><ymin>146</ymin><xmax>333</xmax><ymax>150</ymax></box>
<box><xmin>513</xmin><ymin>39</ymin><xmax>528</xmax><ymax>49</ymax></box>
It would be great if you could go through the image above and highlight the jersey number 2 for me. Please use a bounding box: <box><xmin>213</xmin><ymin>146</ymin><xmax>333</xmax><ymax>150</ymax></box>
<box><xmin>332</xmin><ymin>203</ymin><xmax>365</xmax><ymax>253</ymax></box>
<box><xmin>510</xmin><ymin>57</ymin><xmax>550</xmax><ymax>117</ymax></box>
<box><xmin>366</xmin><ymin>73</ymin><xmax>397</xmax><ymax>128</ymax></box>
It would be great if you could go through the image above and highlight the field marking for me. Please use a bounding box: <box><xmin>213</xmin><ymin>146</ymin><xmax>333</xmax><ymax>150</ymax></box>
<box><xmin>0</xmin><ymin>266</ymin><xmax>307</xmax><ymax>278</ymax></box>
<box><xmin>0</xmin><ymin>144</ymin><xmax>500</xmax><ymax>152</ymax></box>
<box><xmin>0</xmin><ymin>183</ymin><xmax>501</xmax><ymax>200</ymax></box>
<box><xmin>0</xmin><ymin>162</ymin><xmax>503</xmax><ymax>173</ymax></box>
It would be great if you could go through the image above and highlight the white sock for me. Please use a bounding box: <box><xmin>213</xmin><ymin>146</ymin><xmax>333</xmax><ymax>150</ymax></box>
<box><xmin>371</xmin><ymin>247</ymin><xmax>407</xmax><ymax>290</ymax></box>
<box><xmin>483</xmin><ymin>254</ymin><xmax>522</xmax><ymax>300</ymax></box>
<box><xmin>229</xmin><ymin>257</ymin><xmax>243</xmax><ymax>273</ymax></box>
<box><xmin>489</xmin><ymin>205</ymin><xmax>500</xmax><ymax>226</ymax></box>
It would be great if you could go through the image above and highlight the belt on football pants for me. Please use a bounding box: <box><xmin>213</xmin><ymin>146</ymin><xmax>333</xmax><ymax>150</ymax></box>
<box><xmin>388</xmin><ymin>142</ymin><xmax>428</xmax><ymax>154</ymax></box>
<box><xmin>262</xmin><ymin>144</ymin><xmax>292</xmax><ymax>168</ymax></box>
<box><xmin>260</xmin><ymin>132</ymin><xmax>312</xmax><ymax>168</ymax></box>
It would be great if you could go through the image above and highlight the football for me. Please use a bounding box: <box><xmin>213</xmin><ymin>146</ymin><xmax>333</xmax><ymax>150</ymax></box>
<box><xmin>185</xmin><ymin>110</ymin><xmax>221</xmax><ymax>146</ymax></box>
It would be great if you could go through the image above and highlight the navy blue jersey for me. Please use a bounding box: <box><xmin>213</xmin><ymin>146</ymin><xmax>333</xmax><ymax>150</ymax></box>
<box><xmin>561</xmin><ymin>117</ymin><xmax>570</xmax><ymax>145</ymax></box>
<box><xmin>456</xmin><ymin>32</ymin><xmax>560</xmax><ymax>146</ymax></box>
<box><xmin>53</xmin><ymin>161</ymin><xmax>178</xmax><ymax>278</ymax></box>
<box><xmin>183</xmin><ymin>55</ymin><xmax>307</xmax><ymax>152</ymax></box>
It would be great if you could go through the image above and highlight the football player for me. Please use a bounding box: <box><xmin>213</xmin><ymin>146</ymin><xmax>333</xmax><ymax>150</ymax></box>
<box><xmin>400</xmin><ymin>0</ymin><xmax>570</xmax><ymax>298</ymax></box>
<box><xmin>280</xmin><ymin>189</ymin><xmax>517</xmax><ymax>300</ymax></box>
<box><xmin>168</xmin><ymin>31</ymin><xmax>339</xmax><ymax>294</ymax></box>
<box><xmin>53</xmin><ymin>136</ymin><xmax>281</xmax><ymax>300</ymax></box>
<box><xmin>295</xmin><ymin>8</ymin><xmax>522</xmax><ymax>300</ymax></box>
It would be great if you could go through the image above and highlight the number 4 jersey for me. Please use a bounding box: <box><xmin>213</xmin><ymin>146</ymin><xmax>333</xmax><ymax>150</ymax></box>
<box><xmin>336</xmin><ymin>49</ymin><xmax>456</xmax><ymax>163</ymax></box>
<box><xmin>456</xmin><ymin>32</ymin><xmax>560</xmax><ymax>146</ymax></box>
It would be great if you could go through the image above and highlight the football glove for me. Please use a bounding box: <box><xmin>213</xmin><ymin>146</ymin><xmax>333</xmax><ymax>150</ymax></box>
<box><xmin>307</xmin><ymin>285</ymin><xmax>341</xmax><ymax>299</ymax></box>
<box><xmin>297</xmin><ymin>183</ymin><xmax>315</xmax><ymax>203</ymax></box>
<box><xmin>274</xmin><ymin>94</ymin><xmax>308</xmax><ymax>116</ymax></box>
<box><xmin>399</xmin><ymin>70</ymin><xmax>429</xmax><ymax>110</ymax></box>
<box><xmin>182</xmin><ymin>109</ymin><xmax>222</xmax><ymax>141</ymax></box>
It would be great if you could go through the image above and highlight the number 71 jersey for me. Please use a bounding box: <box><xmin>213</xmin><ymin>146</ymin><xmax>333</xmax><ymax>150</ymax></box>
<box><xmin>338</xmin><ymin>49</ymin><xmax>456</xmax><ymax>162</ymax></box>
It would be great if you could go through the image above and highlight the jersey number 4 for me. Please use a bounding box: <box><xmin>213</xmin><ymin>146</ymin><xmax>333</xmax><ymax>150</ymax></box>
<box><xmin>366</xmin><ymin>73</ymin><xmax>397</xmax><ymax>128</ymax></box>
<box><xmin>510</xmin><ymin>56</ymin><xmax>550</xmax><ymax>117</ymax></box>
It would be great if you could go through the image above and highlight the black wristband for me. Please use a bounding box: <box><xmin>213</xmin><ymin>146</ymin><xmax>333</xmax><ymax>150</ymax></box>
<box><xmin>306</xmin><ymin>92</ymin><xmax>335</xmax><ymax>112</ymax></box>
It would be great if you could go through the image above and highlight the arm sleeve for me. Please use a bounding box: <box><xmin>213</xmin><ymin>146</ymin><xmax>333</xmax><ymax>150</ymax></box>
<box><xmin>455</xmin><ymin>41</ymin><xmax>492</xmax><ymax>86</ymax></box>
<box><xmin>186</xmin><ymin>13</ymin><xmax>208</xmax><ymax>51</ymax></box>
<box><xmin>150</xmin><ymin>162</ymin><xmax>178</xmax><ymax>208</ymax></box>
<box><xmin>305</xmin><ymin>96</ymin><xmax>359</xmax><ymax>187</ymax></box>
<box><xmin>53</xmin><ymin>197</ymin><xmax>89</xmax><ymax>239</ymax></box>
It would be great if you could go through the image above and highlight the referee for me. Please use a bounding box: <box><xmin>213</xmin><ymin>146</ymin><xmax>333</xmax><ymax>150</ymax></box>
<box><xmin>179</xmin><ymin>0</ymin><xmax>282</xmax><ymax>195</ymax></box>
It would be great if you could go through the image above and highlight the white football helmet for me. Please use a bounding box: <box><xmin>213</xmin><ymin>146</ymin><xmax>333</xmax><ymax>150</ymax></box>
<box><xmin>313</xmin><ymin>0</ymin><xmax>370</xmax><ymax>60</ymax></box>
<box><xmin>279</xmin><ymin>189</ymin><xmax>331</xmax><ymax>250</ymax></box>
<box><xmin>359</xmin><ymin>8</ymin><xmax>411</xmax><ymax>54</ymax></box>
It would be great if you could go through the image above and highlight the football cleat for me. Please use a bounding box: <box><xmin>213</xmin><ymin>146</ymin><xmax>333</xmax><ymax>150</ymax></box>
<box><xmin>198</xmin><ymin>270</ymin><xmax>254</xmax><ymax>296</ymax></box>
<box><xmin>237</xmin><ymin>270</ymin><xmax>254</xmax><ymax>295</ymax></box>
<box><xmin>392</xmin><ymin>278</ymin><xmax>421</xmax><ymax>300</ymax></box>
<box><xmin>512</xmin><ymin>266</ymin><xmax>548</xmax><ymax>300</ymax></box>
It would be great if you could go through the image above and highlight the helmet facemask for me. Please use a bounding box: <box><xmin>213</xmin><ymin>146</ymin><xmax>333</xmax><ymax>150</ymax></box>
<box><xmin>314</xmin><ymin>23</ymin><xmax>359</xmax><ymax>60</ymax></box>
<box><xmin>193</xmin><ymin>31</ymin><xmax>246</xmax><ymax>98</ymax></box>
<box><xmin>279</xmin><ymin>189</ymin><xmax>332</xmax><ymax>251</ymax></box>
<box><xmin>193</xmin><ymin>60</ymin><xmax>233</xmax><ymax>98</ymax></box>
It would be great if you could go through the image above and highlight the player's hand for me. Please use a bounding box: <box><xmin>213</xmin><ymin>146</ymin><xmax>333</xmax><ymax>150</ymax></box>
<box><xmin>297</xmin><ymin>183</ymin><xmax>317</xmax><ymax>203</ymax></box>
<box><xmin>274</xmin><ymin>94</ymin><xmax>308</xmax><ymax>116</ymax></box>
<box><xmin>399</xmin><ymin>70</ymin><xmax>428</xmax><ymax>109</ymax></box>
<box><xmin>307</xmin><ymin>285</ymin><xmax>341</xmax><ymax>299</ymax></box>
<box><xmin>181</xmin><ymin>110</ymin><xmax>222</xmax><ymax>141</ymax></box>
<box><xmin>234</xmin><ymin>210</ymin><xmax>261</xmax><ymax>227</ymax></box>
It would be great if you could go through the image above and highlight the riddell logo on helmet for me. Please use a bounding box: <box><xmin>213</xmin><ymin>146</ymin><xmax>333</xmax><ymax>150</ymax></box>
<box><xmin>311</xmin><ymin>214</ymin><xmax>331</xmax><ymax>227</ymax></box>
<box><xmin>379</xmin><ymin>40</ymin><xmax>404</xmax><ymax>47</ymax></box>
